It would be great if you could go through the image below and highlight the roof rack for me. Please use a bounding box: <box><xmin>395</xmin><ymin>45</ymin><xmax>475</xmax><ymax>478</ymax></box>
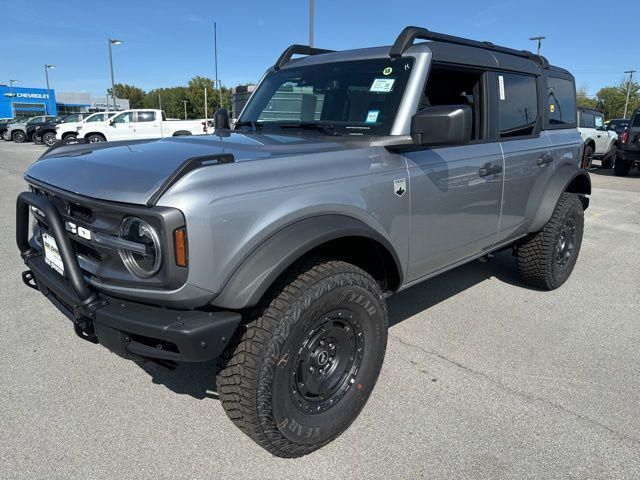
<box><xmin>273</xmin><ymin>44</ymin><xmax>335</xmax><ymax>70</ymax></box>
<box><xmin>390</xmin><ymin>26</ymin><xmax>549</xmax><ymax>69</ymax></box>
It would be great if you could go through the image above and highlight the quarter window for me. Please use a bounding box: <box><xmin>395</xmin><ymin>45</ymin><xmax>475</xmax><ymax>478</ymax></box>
<box><xmin>498</xmin><ymin>73</ymin><xmax>538</xmax><ymax>138</ymax></box>
<box><xmin>547</xmin><ymin>77</ymin><xmax>577</xmax><ymax>126</ymax></box>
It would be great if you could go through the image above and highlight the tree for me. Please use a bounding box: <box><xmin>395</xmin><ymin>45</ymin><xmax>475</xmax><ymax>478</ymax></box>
<box><xmin>108</xmin><ymin>83</ymin><xmax>145</xmax><ymax>109</ymax></box>
<box><xmin>576</xmin><ymin>85</ymin><xmax>598</xmax><ymax>110</ymax></box>
<box><xmin>595</xmin><ymin>79</ymin><xmax>640</xmax><ymax>119</ymax></box>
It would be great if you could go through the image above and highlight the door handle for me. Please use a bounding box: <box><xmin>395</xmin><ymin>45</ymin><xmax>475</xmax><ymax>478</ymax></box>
<box><xmin>537</xmin><ymin>154</ymin><xmax>553</xmax><ymax>166</ymax></box>
<box><xmin>597</xmin><ymin>134</ymin><xmax>602</xmax><ymax>138</ymax></box>
<box><xmin>478</xmin><ymin>162</ymin><xmax>503</xmax><ymax>177</ymax></box>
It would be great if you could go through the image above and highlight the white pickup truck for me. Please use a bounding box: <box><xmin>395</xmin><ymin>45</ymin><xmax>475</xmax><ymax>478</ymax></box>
<box><xmin>76</xmin><ymin>109</ymin><xmax>207</xmax><ymax>143</ymax></box>
<box><xmin>55</xmin><ymin>111</ymin><xmax>117</xmax><ymax>144</ymax></box>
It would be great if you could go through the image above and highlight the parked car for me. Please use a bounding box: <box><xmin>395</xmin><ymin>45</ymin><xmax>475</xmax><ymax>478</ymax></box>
<box><xmin>615</xmin><ymin>108</ymin><xmax>640</xmax><ymax>176</ymax></box>
<box><xmin>16</xmin><ymin>26</ymin><xmax>589</xmax><ymax>457</ymax></box>
<box><xmin>1</xmin><ymin>116</ymin><xmax>28</xmax><ymax>140</ymax></box>
<box><xmin>75</xmin><ymin>109</ymin><xmax>207</xmax><ymax>142</ymax></box>
<box><xmin>29</xmin><ymin>114</ymin><xmax>89</xmax><ymax>144</ymax></box>
<box><xmin>32</xmin><ymin>112</ymin><xmax>93</xmax><ymax>146</ymax></box>
<box><xmin>605</xmin><ymin>118</ymin><xmax>629</xmax><ymax>136</ymax></box>
<box><xmin>578</xmin><ymin>108</ymin><xmax>618</xmax><ymax>169</ymax></box>
<box><xmin>53</xmin><ymin>111</ymin><xmax>117</xmax><ymax>145</ymax></box>
<box><xmin>4</xmin><ymin>115</ymin><xmax>53</xmax><ymax>143</ymax></box>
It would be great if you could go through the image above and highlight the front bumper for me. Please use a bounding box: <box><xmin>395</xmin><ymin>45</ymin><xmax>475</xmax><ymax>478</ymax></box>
<box><xmin>17</xmin><ymin>191</ymin><xmax>242</xmax><ymax>363</ymax></box>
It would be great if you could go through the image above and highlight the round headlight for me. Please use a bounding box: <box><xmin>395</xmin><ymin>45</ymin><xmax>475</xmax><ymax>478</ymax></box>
<box><xmin>118</xmin><ymin>217</ymin><xmax>162</xmax><ymax>278</ymax></box>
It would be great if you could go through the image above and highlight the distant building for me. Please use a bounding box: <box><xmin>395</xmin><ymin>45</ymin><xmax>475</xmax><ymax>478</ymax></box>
<box><xmin>0</xmin><ymin>85</ymin><xmax>129</xmax><ymax>118</ymax></box>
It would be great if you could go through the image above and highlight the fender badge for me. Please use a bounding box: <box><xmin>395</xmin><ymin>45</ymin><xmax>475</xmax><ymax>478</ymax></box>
<box><xmin>394</xmin><ymin>178</ymin><xmax>407</xmax><ymax>197</ymax></box>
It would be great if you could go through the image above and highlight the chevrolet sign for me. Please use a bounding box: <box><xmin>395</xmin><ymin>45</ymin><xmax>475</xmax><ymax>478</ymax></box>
<box><xmin>16</xmin><ymin>92</ymin><xmax>50</xmax><ymax>99</ymax></box>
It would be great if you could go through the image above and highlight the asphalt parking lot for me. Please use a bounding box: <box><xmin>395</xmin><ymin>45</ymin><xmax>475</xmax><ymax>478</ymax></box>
<box><xmin>1</xmin><ymin>141</ymin><xmax>639</xmax><ymax>479</ymax></box>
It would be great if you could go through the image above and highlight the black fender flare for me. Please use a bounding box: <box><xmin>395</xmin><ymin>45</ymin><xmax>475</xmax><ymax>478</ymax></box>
<box><xmin>172</xmin><ymin>130</ymin><xmax>192</xmax><ymax>136</ymax></box>
<box><xmin>529</xmin><ymin>165</ymin><xmax>591</xmax><ymax>233</ymax></box>
<box><xmin>212</xmin><ymin>215</ymin><xmax>403</xmax><ymax>310</ymax></box>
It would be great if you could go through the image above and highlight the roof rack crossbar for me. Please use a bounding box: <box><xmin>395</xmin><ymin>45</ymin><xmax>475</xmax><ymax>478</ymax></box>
<box><xmin>390</xmin><ymin>26</ymin><xmax>549</xmax><ymax>69</ymax></box>
<box><xmin>273</xmin><ymin>44</ymin><xmax>335</xmax><ymax>70</ymax></box>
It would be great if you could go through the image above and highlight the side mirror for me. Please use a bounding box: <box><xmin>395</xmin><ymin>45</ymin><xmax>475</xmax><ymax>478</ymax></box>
<box><xmin>109</xmin><ymin>120</ymin><xmax>115</xmax><ymax>126</ymax></box>
<box><xmin>411</xmin><ymin>105</ymin><xmax>472</xmax><ymax>146</ymax></box>
<box><xmin>214</xmin><ymin>108</ymin><xmax>231</xmax><ymax>131</ymax></box>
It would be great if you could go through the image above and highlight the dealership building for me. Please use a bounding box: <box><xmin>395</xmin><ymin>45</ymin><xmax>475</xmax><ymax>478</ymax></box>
<box><xmin>0</xmin><ymin>85</ymin><xmax>129</xmax><ymax>118</ymax></box>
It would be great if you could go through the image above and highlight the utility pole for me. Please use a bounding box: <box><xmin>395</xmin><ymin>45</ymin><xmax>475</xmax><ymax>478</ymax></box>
<box><xmin>309</xmin><ymin>0</ymin><xmax>314</xmax><ymax>47</ymax></box>
<box><xmin>623</xmin><ymin>70</ymin><xmax>636</xmax><ymax>119</ymax></box>
<box><xmin>183</xmin><ymin>99</ymin><xmax>188</xmax><ymax>119</ymax></box>
<box><xmin>158</xmin><ymin>92</ymin><xmax>162</xmax><ymax>110</ymax></box>
<box><xmin>214</xmin><ymin>22</ymin><xmax>223</xmax><ymax>109</ymax></box>
<box><xmin>529</xmin><ymin>36</ymin><xmax>545</xmax><ymax>55</ymax></box>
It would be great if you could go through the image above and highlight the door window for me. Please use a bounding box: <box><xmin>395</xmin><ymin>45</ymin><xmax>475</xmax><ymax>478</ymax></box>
<box><xmin>498</xmin><ymin>73</ymin><xmax>538</xmax><ymax>138</ymax></box>
<box><xmin>421</xmin><ymin>65</ymin><xmax>485</xmax><ymax>140</ymax></box>
<box><xmin>113</xmin><ymin>112</ymin><xmax>133</xmax><ymax>123</ymax></box>
<box><xmin>136</xmin><ymin>111</ymin><xmax>156</xmax><ymax>122</ymax></box>
<box><xmin>579</xmin><ymin>111</ymin><xmax>595</xmax><ymax>128</ymax></box>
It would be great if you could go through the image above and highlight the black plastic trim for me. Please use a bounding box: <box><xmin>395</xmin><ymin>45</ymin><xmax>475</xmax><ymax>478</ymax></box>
<box><xmin>390</xmin><ymin>26</ymin><xmax>549</xmax><ymax>69</ymax></box>
<box><xmin>273</xmin><ymin>44</ymin><xmax>335</xmax><ymax>70</ymax></box>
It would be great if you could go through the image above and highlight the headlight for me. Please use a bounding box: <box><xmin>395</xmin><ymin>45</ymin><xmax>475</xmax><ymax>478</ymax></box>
<box><xmin>118</xmin><ymin>217</ymin><xmax>162</xmax><ymax>278</ymax></box>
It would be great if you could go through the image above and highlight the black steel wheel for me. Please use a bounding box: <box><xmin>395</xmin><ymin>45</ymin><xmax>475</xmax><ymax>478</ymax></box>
<box><xmin>217</xmin><ymin>258</ymin><xmax>388</xmax><ymax>458</ymax></box>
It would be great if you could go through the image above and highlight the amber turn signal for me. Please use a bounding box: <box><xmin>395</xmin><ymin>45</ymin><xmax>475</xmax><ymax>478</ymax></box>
<box><xmin>174</xmin><ymin>227</ymin><xmax>188</xmax><ymax>267</ymax></box>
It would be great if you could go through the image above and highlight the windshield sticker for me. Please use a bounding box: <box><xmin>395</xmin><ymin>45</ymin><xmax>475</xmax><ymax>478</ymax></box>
<box><xmin>365</xmin><ymin>110</ymin><xmax>380</xmax><ymax>124</ymax></box>
<box><xmin>383</xmin><ymin>67</ymin><xmax>393</xmax><ymax>76</ymax></box>
<box><xmin>370</xmin><ymin>78</ymin><xmax>396</xmax><ymax>93</ymax></box>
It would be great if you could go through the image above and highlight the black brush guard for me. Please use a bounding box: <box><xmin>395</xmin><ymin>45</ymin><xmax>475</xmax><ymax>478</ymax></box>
<box><xmin>16</xmin><ymin>191</ymin><xmax>241</xmax><ymax>363</ymax></box>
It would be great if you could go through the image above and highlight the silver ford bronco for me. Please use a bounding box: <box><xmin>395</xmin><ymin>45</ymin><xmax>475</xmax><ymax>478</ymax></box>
<box><xmin>16</xmin><ymin>26</ymin><xmax>590</xmax><ymax>457</ymax></box>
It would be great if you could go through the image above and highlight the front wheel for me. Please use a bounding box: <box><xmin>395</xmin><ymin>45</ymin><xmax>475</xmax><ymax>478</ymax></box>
<box><xmin>1</xmin><ymin>131</ymin><xmax>10</xmax><ymax>141</ymax></box>
<box><xmin>12</xmin><ymin>131</ymin><xmax>25</xmax><ymax>143</ymax></box>
<box><xmin>217</xmin><ymin>258</ymin><xmax>388</xmax><ymax>458</ymax></box>
<box><xmin>601</xmin><ymin>147</ymin><xmax>616</xmax><ymax>169</ymax></box>
<box><xmin>517</xmin><ymin>192</ymin><xmax>584</xmax><ymax>290</ymax></box>
<box><xmin>42</xmin><ymin>132</ymin><xmax>57</xmax><ymax>147</ymax></box>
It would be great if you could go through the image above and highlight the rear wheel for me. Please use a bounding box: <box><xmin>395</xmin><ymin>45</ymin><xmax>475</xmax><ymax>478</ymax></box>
<box><xmin>614</xmin><ymin>157</ymin><xmax>631</xmax><ymax>177</ymax></box>
<box><xmin>42</xmin><ymin>132</ymin><xmax>57</xmax><ymax>147</ymax></box>
<box><xmin>217</xmin><ymin>258</ymin><xmax>388</xmax><ymax>458</ymax></box>
<box><xmin>517</xmin><ymin>192</ymin><xmax>584</xmax><ymax>290</ymax></box>
<box><xmin>86</xmin><ymin>134</ymin><xmax>105</xmax><ymax>143</ymax></box>
<box><xmin>1</xmin><ymin>131</ymin><xmax>10</xmax><ymax>141</ymax></box>
<box><xmin>62</xmin><ymin>133</ymin><xmax>78</xmax><ymax>144</ymax></box>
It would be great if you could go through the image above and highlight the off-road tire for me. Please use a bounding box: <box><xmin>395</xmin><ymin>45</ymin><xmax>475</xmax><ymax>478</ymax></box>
<box><xmin>12</xmin><ymin>130</ymin><xmax>25</xmax><ymax>143</ymax></box>
<box><xmin>517</xmin><ymin>192</ymin><xmax>584</xmax><ymax>290</ymax></box>
<box><xmin>601</xmin><ymin>146</ymin><xmax>616</xmax><ymax>169</ymax></box>
<box><xmin>581</xmin><ymin>144</ymin><xmax>593</xmax><ymax>169</ymax></box>
<box><xmin>614</xmin><ymin>158</ymin><xmax>631</xmax><ymax>177</ymax></box>
<box><xmin>216</xmin><ymin>258</ymin><xmax>388</xmax><ymax>458</ymax></box>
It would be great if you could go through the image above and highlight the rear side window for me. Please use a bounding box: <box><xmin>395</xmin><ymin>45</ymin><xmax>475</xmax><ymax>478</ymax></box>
<box><xmin>579</xmin><ymin>111</ymin><xmax>595</xmax><ymax>128</ymax></box>
<box><xmin>632</xmin><ymin>113</ymin><xmax>640</xmax><ymax>127</ymax></box>
<box><xmin>137</xmin><ymin>111</ymin><xmax>156</xmax><ymax>122</ymax></box>
<box><xmin>498</xmin><ymin>73</ymin><xmax>538</xmax><ymax>138</ymax></box>
<box><xmin>547</xmin><ymin>77</ymin><xmax>576</xmax><ymax>126</ymax></box>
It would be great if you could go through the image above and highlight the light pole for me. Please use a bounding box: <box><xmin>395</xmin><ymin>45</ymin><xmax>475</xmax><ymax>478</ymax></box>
<box><xmin>108</xmin><ymin>38</ymin><xmax>124</xmax><ymax>110</ymax></box>
<box><xmin>309</xmin><ymin>0</ymin><xmax>314</xmax><ymax>47</ymax></box>
<box><xmin>44</xmin><ymin>65</ymin><xmax>55</xmax><ymax>114</ymax></box>
<box><xmin>183</xmin><ymin>99</ymin><xmax>188</xmax><ymax>119</ymax></box>
<box><xmin>623</xmin><ymin>70</ymin><xmax>636</xmax><ymax>119</ymax></box>
<box><xmin>529</xmin><ymin>36</ymin><xmax>545</xmax><ymax>55</ymax></box>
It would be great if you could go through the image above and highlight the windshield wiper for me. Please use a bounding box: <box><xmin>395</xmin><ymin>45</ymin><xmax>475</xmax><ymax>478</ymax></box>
<box><xmin>275</xmin><ymin>123</ymin><xmax>339</xmax><ymax>136</ymax></box>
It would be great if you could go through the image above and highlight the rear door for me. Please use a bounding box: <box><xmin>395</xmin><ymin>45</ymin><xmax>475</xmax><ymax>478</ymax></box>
<box><xmin>132</xmin><ymin>110</ymin><xmax>162</xmax><ymax>139</ymax></box>
<box><xmin>494</xmin><ymin>71</ymin><xmax>555</xmax><ymax>241</ymax></box>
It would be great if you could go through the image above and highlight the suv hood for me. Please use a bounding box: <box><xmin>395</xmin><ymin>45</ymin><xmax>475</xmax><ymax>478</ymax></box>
<box><xmin>26</xmin><ymin>132</ymin><xmax>363</xmax><ymax>205</ymax></box>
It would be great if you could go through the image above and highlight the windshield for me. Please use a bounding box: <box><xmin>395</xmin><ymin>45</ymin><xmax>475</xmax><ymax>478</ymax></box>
<box><xmin>238</xmin><ymin>58</ymin><xmax>415</xmax><ymax>136</ymax></box>
<box><xmin>62</xmin><ymin>114</ymin><xmax>83</xmax><ymax>123</ymax></box>
<box><xmin>51</xmin><ymin>115</ymin><xmax>67</xmax><ymax>122</ymax></box>
<box><xmin>86</xmin><ymin>113</ymin><xmax>105</xmax><ymax>122</ymax></box>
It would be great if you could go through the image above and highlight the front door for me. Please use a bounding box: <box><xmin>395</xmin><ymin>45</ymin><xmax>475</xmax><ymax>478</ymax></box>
<box><xmin>108</xmin><ymin>111</ymin><xmax>135</xmax><ymax>140</ymax></box>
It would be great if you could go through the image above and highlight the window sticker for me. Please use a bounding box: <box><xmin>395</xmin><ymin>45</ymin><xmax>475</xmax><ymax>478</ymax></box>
<box><xmin>498</xmin><ymin>75</ymin><xmax>506</xmax><ymax>100</ymax></box>
<box><xmin>370</xmin><ymin>78</ymin><xmax>396</xmax><ymax>93</ymax></box>
<box><xmin>550</xmin><ymin>104</ymin><xmax>556</xmax><ymax>113</ymax></box>
<box><xmin>383</xmin><ymin>67</ymin><xmax>393</xmax><ymax>75</ymax></box>
<box><xmin>365</xmin><ymin>110</ymin><xmax>380</xmax><ymax>124</ymax></box>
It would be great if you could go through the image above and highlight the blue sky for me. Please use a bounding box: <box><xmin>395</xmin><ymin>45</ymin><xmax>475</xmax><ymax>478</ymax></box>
<box><xmin>1</xmin><ymin>0</ymin><xmax>636</xmax><ymax>97</ymax></box>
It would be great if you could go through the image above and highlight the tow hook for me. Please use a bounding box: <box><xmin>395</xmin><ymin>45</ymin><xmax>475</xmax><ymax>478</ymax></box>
<box><xmin>21</xmin><ymin>270</ymin><xmax>39</xmax><ymax>291</ymax></box>
<box><xmin>74</xmin><ymin>317</ymin><xmax>99</xmax><ymax>344</ymax></box>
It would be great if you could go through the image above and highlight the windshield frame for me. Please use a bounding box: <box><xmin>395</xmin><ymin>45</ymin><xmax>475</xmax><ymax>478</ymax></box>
<box><xmin>237</xmin><ymin>56</ymin><xmax>418</xmax><ymax>137</ymax></box>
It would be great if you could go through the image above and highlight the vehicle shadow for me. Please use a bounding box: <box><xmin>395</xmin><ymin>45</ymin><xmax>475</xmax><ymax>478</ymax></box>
<box><xmin>138</xmin><ymin>250</ymin><xmax>525</xmax><ymax>399</ymax></box>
